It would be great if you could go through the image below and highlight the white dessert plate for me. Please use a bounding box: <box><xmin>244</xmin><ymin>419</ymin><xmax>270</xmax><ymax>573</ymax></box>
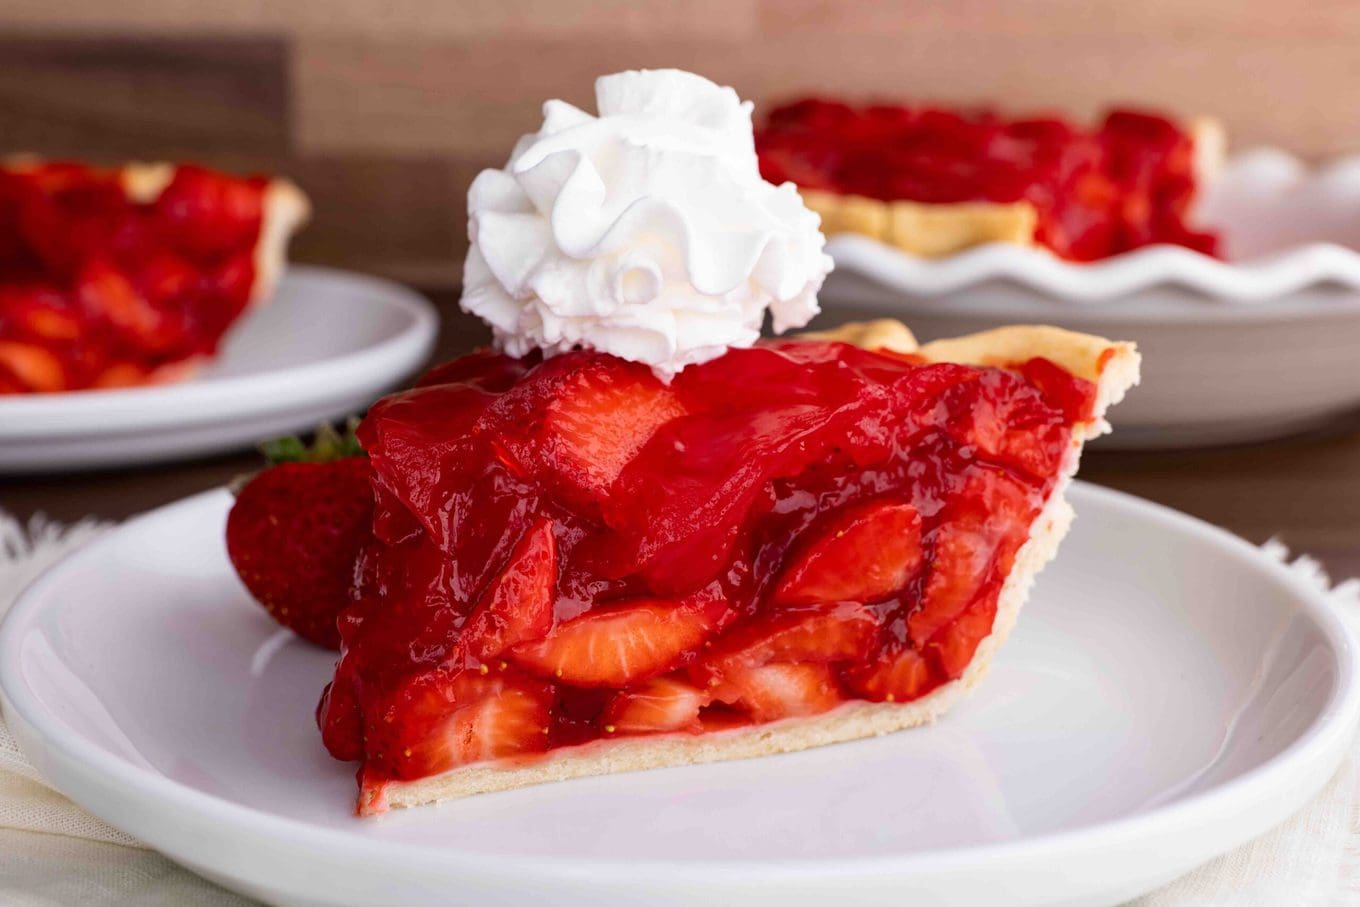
<box><xmin>3</xmin><ymin>482</ymin><xmax>1357</xmax><ymax>907</ymax></box>
<box><xmin>0</xmin><ymin>266</ymin><xmax>438</xmax><ymax>473</ymax></box>
<box><xmin>818</xmin><ymin>149</ymin><xmax>1360</xmax><ymax>448</ymax></box>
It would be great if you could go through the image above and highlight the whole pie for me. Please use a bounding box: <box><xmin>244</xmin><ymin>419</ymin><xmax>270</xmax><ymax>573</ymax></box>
<box><xmin>755</xmin><ymin>99</ymin><xmax>1222</xmax><ymax>261</ymax></box>
<box><xmin>0</xmin><ymin>159</ymin><xmax>308</xmax><ymax>394</ymax></box>
<box><xmin>318</xmin><ymin>318</ymin><xmax>1139</xmax><ymax>814</ymax></box>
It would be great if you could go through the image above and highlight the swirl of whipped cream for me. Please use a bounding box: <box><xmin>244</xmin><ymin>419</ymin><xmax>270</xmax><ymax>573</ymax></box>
<box><xmin>461</xmin><ymin>68</ymin><xmax>833</xmax><ymax>379</ymax></box>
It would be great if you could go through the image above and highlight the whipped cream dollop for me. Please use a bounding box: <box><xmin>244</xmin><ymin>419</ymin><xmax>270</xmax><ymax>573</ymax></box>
<box><xmin>461</xmin><ymin>69</ymin><xmax>833</xmax><ymax>379</ymax></box>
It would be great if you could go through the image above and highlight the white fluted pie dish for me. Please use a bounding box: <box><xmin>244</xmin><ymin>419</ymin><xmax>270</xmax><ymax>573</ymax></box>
<box><xmin>817</xmin><ymin>150</ymin><xmax>1360</xmax><ymax>448</ymax></box>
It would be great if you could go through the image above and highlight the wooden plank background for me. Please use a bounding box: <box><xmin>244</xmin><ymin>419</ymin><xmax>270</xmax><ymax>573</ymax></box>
<box><xmin>3</xmin><ymin>0</ymin><xmax>1358</xmax><ymax>286</ymax></box>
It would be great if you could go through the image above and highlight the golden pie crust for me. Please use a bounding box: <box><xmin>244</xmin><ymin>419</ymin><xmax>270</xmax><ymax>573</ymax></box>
<box><xmin>362</xmin><ymin>320</ymin><xmax>1140</xmax><ymax>814</ymax></box>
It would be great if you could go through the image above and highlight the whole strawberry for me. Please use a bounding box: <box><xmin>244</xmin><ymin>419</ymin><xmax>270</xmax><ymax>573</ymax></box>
<box><xmin>226</xmin><ymin>422</ymin><xmax>374</xmax><ymax>649</ymax></box>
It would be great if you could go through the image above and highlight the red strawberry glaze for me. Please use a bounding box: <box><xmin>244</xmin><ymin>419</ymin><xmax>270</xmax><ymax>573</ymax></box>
<box><xmin>0</xmin><ymin>161</ymin><xmax>269</xmax><ymax>393</ymax></box>
<box><xmin>754</xmin><ymin>99</ymin><xmax>1218</xmax><ymax>261</ymax></box>
<box><xmin>321</xmin><ymin>340</ymin><xmax>1097</xmax><ymax>786</ymax></box>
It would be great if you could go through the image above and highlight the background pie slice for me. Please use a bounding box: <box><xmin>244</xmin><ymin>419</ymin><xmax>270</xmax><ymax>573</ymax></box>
<box><xmin>325</xmin><ymin>319</ymin><xmax>1139</xmax><ymax>815</ymax></box>
<box><xmin>0</xmin><ymin>159</ymin><xmax>309</xmax><ymax>393</ymax></box>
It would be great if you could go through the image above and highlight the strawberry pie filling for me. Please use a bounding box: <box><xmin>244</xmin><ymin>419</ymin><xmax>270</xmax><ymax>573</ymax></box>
<box><xmin>319</xmin><ymin>339</ymin><xmax>1098</xmax><ymax>793</ymax></box>
<box><xmin>755</xmin><ymin>99</ymin><xmax>1218</xmax><ymax>261</ymax></box>
<box><xmin>0</xmin><ymin>161</ymin><xmax>269</xmax><ymax>393</ymax></box>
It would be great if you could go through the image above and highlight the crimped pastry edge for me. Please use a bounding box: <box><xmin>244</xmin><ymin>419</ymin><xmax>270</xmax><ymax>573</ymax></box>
<box><xmin>251</xmin><ymin>179</ymin><xmax>310</xmax><ymax>305</ymax></box>
<box><xmin>363</xmin><ymin>320</ymin><xmax>1140</xmax><ymax>815</ymax></box>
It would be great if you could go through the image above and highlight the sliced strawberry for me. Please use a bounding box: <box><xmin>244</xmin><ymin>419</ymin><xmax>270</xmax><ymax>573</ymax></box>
<box><xmin>92</xmin><ymin>363</ymin><xmax>154</xmax><ymax>389</ymax></box>
<box><xmin>154</xmin><ymin>165</ymin><xmax>264</xmax><ymax>259</ymax></box>
<box><xmin>357</xmin><ymin>767</ymin><xmax>393</xmax><ymax>816</ymax></box>
<box><xmin>136</xmin><ymin>251</ymin><xmax>199</xmax><ymax>306</ymax></box>
<box><xmin>74</xmin><ymin>259</ymin><xmax>181</xmax><ymax>353</ymax></box>
<box><xmin>713</xmin><ymin>662</ymin><xmax>842</xmax><ymax>722</ymax></box>
<box><xmin>774</xmin><ymin>499</ymin><xmax>923</xmax><ymax>605</ymax></box>
<box><xmin>0</xmin><ymin>286</ymin><xmax>80</xmax><ymax>341</ymax></box>
<box><xmin>1019</xmin><ymin>357</ymin><xmax>1098</xmax><ymax>424</ymax></box>
<box><xmin>14</xmin><ymin>174</ymin><xmax>125</xmax><ymax>279</ymax></box>
<box><xmin>603</xmin><ymin>676</ymin><xmax>711</xmax><ymax>735</ymax></box>
<box><xmin>442</xmin><ymin>677</ymin><xmax>552</xmax><ymax>766</ymax></box>
<box><xmin>0</xmin><ymin>340</ymin><xmax>65</xmax><ymax>392</ymax></box>
<box><xmin>930</xmin><ymin>598</ymin><xmax>998</xmax><ymax>679</ymax></box>
<box><xmin>906</xmin><ymin>513</ymin><xmax>991</xmax><ymax>647</ymax></box>
<box><xmin>366</xmin><ymin>669</ymin><xmax>552</xmax><ymax>781</ymax></box>
<box><xmin>699</xmin><ymin>600</ymin><xmax>879</xmax><ymax>682</ymax></box>
<box><xmin>843</xmin><ymin>643</ymin><xmax>935</xmax><ymax>703</ymax></box>
<box><xmin>207</xmin><ymin>253</ymin><xmax>256</xmax><ymax>322</ymax></box>
<box><xmin>945</xmin><ymin>369</ymin><xmax>1073</xmax><ymax>480</ymax></box>
<box><xmin>509</xmin><ymin>596</ymin><xmax>729</xmax><ymax>688</ymax></box>
<box><xmin>460</xmin><ymin>518</ymin><xmax>556</xmax><ymax>662</ymax></box>
<box><xmin>534</xmin><ymin>357</ymin><xmax>686</xmax><ymax>502</ymax></box>
<box><xmin>75</xmin><ymin>259</ymin><xmax>151</xmax><ymax>328</ymax></box>
<box><xmin>907</xmin><ymin>469</ymin><xmax>1035</xmax><ymax>647</ymax></box>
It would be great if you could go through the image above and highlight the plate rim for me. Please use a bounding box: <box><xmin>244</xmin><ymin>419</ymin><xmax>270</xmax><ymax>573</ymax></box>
<box><xmin>1</xmin><ymin>481</ymin><xmax>1357</xmax><ymax>889</ymax></box>
<box><xmin>0</xmin><ymin>265</ymin><xmax>439</xmax><ymax>438</ymax></box>
<box><xmin>824</xmin><ymin>236</ymin><xmax>1360</xmax><ymax>322</ymax></box>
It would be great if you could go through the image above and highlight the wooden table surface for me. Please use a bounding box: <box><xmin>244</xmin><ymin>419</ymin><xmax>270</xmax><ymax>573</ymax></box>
<box><xmin>3</xmin><ymin>290</ymin><xmax>1359</xmax><ymax>582</ymax></box>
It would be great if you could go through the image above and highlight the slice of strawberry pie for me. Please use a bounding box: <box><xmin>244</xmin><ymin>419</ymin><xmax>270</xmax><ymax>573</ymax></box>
<box><xmin>0</xmin><ymin>159</ymin><xmax>308</xmax><ymax>394</ymax></box>
<box><xmin>320</xmin><ymin>317</ymin><xmax>1138</xmax><ymax>814</ymax></box>
<box><xmin>289</xmin><ymin>68</ymin><xmax>1141</xmax><ymax>815</ymax></box>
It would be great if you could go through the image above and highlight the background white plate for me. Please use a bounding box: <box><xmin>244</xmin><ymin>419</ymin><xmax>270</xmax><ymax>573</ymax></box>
<box><xmin>2</xmin><ymin>483</ymin><xmax>1357</xmax><ymax>907</ymax></box>
<box><xmin>817</xmin><ymin>150</ymin><xmax>1360</xmax><ymax>449</ymax></box>
<box><xmin>0</xmin><ymin>266</ymin><xmax>438</xmax><ymax>473</ymax></box>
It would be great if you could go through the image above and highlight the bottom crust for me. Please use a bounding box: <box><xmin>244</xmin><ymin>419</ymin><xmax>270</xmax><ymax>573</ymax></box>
<box><xmin>364</xmin><ymin>324</ymin><xmax>1138</xmax><ymax>814</ymax></box>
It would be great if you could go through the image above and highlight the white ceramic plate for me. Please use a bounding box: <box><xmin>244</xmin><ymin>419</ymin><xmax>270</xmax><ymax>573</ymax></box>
<box><xmin>817</xmin><ymin>150</ymin><xmax>1360</xmax><ymax>448</ymax></box>
<box><xmin>0</xmin><ymin>266</ymin><xmax>438</xmax><ymax>473</ymax></box>
<box><xmin>2</xmin><ymin>483</ymin><xmax>1357</xmax><ymax>907</ymax></box>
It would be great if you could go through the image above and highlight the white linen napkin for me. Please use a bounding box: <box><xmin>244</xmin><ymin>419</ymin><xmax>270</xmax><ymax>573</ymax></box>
<box><xmin>0</xmin><ymin>510</ymin><xmax>1356</xmax><ymax>906</ymax></box>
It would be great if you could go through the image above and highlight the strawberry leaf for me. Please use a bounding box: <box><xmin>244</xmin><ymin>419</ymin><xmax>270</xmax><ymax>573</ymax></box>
<box><xmin>230</xmin><ymin>418</ymin><xmax>367</xmax><ymax>497</ymax></box>
<box><xmin>261</xmin><ymin>435</ymin><xmax>310</xmax><ymax>464</ymax></box>
<box><xmin>260</xmin><ymin>417</ymin><xmax>366</xmax><ymax>466</ymax></box>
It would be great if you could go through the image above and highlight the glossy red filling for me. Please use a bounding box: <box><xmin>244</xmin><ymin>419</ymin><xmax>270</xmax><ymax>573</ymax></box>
<box><xmin>319</xmin><ymin>340</ymin><xmax>1097</xmax><ymax>792</ymax></box>
<box><xmin>755</xmin><ymin>99</ymin><xmax>1219</xmax><ymax>261</ymax></box>
<box><xmin>0</xmin><ymin>161</ymin><xmax>268</xmax><ymax>393</ymax></box>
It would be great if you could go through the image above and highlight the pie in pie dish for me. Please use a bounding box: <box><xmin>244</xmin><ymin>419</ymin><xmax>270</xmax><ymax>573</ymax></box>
<box><xmin>318</xmin><ymin>318</ymin><xmax>1139</xmax><ymax>815</ymax></box>
<box><xmin>0</xmin><ymin>159</ymin><xmax>309</xmax><ymax>394</ymax></box>
<box><xmin>755</xmin><ymin>100</ymin><xmax>1223</xmax><ymax>261</ymax></box>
